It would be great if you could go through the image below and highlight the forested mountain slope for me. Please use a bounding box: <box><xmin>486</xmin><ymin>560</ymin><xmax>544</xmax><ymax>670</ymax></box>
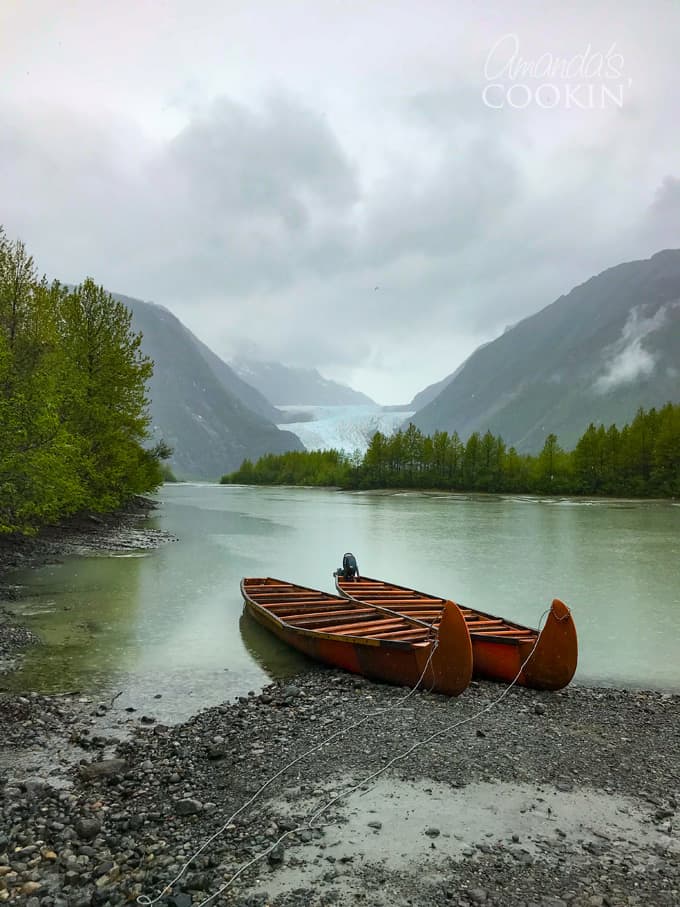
<box><xmin>411</xmin><ymin>250</ymin><xmax>680</xmax><ymax>450</ymax></box>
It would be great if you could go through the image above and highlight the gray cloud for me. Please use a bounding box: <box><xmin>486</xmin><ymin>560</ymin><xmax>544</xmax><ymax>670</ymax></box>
<box><xmin>646</xmin><ymin>176</ymin><xmax>680</xmax><ymax>240</ymax></box>
<box><xmin>1</xmin><ymin>3</ymin><xmax>680</xmax><ymax>402</ymax></box>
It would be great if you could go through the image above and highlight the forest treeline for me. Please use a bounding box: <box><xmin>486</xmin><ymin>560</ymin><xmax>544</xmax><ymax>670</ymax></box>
<box><xmin>0</xmin><ymin>228</ymin><xmax>169</xmax><ymax>534</ymax></box>
<box><xmin>222</xmin><ymin>403</ymin><xmax>680</xmax><ymax>498</ymax></box>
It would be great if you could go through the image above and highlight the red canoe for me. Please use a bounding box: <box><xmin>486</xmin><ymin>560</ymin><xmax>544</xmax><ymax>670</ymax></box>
<box><xmin>335</xmin><ymin>575</ymin><xmax>577</xmax><ymax>691</ymax></box>
<box><xmin>241</xmin><ymin>577</ymin><xmax>473</xmax><ymax>696</ymax></box>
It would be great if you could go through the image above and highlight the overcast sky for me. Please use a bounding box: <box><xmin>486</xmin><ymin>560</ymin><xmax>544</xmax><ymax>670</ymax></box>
<box><xmin>2</xmin><ymin>1</ymin><xmax>679</xmax><ymax>403</ymax></box>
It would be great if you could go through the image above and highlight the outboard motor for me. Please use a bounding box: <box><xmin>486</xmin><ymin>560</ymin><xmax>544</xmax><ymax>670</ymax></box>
<box><xmin>341</xmin><ymin>551</ymin><xmax>359</xmax><ymax>580</ymax></box>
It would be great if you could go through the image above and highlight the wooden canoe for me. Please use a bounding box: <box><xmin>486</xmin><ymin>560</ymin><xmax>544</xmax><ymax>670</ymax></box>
<box><xmin>335</xmin><ymin>575</ymin><xmax>577</xmax><ymax>691</ymax></box>
<box><xmin>241</xmin><ymin>577</ymin><xmax>473</xmax><ymax>696</ymax></box>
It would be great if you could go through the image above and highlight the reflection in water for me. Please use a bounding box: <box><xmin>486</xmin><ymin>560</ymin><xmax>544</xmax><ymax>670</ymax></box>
<box><xmin>2</xmin><ymin>484</ymin><xmax>679</xmax><ymax>723</ymax></box>
<box><xmin>239</xmin><ymin>611</ymin><xmax>311</xmax><ymax>677</ymax></box>
<box><xmin>4</xmin><ymin>553</ymin><xmax>145</xmax><ymax>692</ymax></box>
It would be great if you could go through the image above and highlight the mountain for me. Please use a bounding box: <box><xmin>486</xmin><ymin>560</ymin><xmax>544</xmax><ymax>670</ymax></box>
<box><xmin>411</xmin><ymin>249</ymin><xmax>680</xmax><ymax>451</ymax></box>
<box><xmin>115</xmin><ymin>295</ymin><xmax>304</xmax><ymax>479</ymax></box>
<box><xmin>232</xmin><ymin>358</ymin><xmax>376</xmax><ymax>406</ymax></box>
<box><xmin>188</xmin><ymin>334</ymin><xmax>283</xmax><ymax>424</ymax></box>
<box><xmin>408</xmin><ymin>341</ymin><xmax>496</xmax><ymax>410</ymax></box>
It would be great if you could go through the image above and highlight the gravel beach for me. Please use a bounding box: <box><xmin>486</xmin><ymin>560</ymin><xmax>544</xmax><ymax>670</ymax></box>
<box><xmin>1</xmin><ymin>671</ymin><xmax>678</xmax><ymax>907</ymax></box>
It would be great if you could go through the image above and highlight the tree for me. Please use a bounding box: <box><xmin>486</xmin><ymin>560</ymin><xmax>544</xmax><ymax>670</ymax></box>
<box><xmin>573</xmin><ymin>423</ymin><xmax>602</xmax><ymax>493</ymax></box>
<box><xmin>57</xmin><ymin>279</ymin><xmax>158</xmax><ymax>509</ymax></box>
<box><xmin>463</xmin><ymin>432</ymin><xmax>481</xmax><ymax>488</ymax></box>
<box><xmin>0</xmin><ymin>239</ymin><xmax>82</xmax><ymax>532</ymax></box>
<box><xmin>403</xmin><ymin>423</ymin><xmax>424</xmax><ymax>483</ymax></box>
<box><xmin>364</xmin><ymin>431</ymin><xmax>388</xmax><ymax>484</ymax></box>
<box><xmin>536</xmin><ymin>433</ymin><xmax>568</xmax><ymax>493</ymax></box>
<box><xmin>651</xmin><ymin>403</ymin><xmax>680</xmax><ymax>495</ymax></box>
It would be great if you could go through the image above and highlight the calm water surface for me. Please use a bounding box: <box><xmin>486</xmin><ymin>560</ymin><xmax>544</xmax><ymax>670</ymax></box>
<box><xmin>4</xmin><ymin>484</ymin><xmax>680</xmax><ymax>721</ymax></box>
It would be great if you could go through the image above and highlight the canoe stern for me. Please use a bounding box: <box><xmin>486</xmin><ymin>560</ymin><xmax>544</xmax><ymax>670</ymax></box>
<box><xmin>519</xmin><ymin>598</ymin><xmax>578</xmax><ymax>691</ymax></box>
<box><xmin>426</xmin><ymin>600</ymin><xmax>473</xmax><ymax>696</ymax></box>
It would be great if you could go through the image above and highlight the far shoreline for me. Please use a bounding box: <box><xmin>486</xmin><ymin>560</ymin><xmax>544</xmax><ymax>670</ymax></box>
<box><xmin>221</xmin><ymin>481</ymin><xmax>679</xmax><ymax>505</ymax></box>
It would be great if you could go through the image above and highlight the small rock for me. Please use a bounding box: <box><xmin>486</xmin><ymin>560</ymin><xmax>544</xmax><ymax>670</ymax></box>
<box><xmin>22</xmin><ymin>780</ymin><xmax>49</xmax><ymax>798</ymax></box>
<box><xmin>78</xmin><ymin>759</ymin><xmax>127</xmax><ymax>780</ymax></box>
<box><xmin>425</xmin><ymin>827</ymin><xmax>440</xmax><ymax>837</ymax></box>
<box><xmin>468</xmin><ymin>889</ymin><xmax>487</xmax><ymax>903</ymax></box>
<box><xmin>174</xmin><ymin>799</ymin><xmax>202</xmax><ymax>817</ymax></box>
<box><xmin>282</xmin><ymin>685</ymin><xmax>301</xmax><ymax>699</ymax></box>
<box><xmin>534</xmin><ymin>702</ymin><xmax>546</xmax><ymax>716</ymax></box>
<box><xmin>268</xmin><ymin>844</ymin><xmax>285</xmax><ymax>865</ymax></box>
<box><xmin>167</xmin><ymin>895</ymin><xmax>193</xmax><ymax>907</ymax></box>
<box><xmin>368</xmin><ymin>821</ymin><xmax>382</xmax><ymax>830</ymax></box>
<box><xmin>655</xmin><ymin>808</ymin><xmax>674</xmax><ymax>821</ymax></box>
<box><xmin>74</xmin><ymin>817</ymin><xmax>102</xmax><ymax>840</ymax></box>
<box><xmin>206</xmin><ymin>744</ymin><xmax>227</xmax><ymax>760</ymax></box>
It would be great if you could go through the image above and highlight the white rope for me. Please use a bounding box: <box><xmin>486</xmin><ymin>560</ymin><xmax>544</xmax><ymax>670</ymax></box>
<box><xmin>140</xmin><ymin>608</ymin><xmax>550</xmax><ymax>907</ymax></box>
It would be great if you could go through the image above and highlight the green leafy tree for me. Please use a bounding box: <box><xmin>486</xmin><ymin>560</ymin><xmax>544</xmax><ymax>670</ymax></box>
<box><xmin>0</xmin><ymin>229</ymin><xmax>165</xmax><ymax>534</ymax></box>
<box><xmin>58</xmin><ymin>279</ymin><xmax>158</xmax><ymax>509</ymax></box>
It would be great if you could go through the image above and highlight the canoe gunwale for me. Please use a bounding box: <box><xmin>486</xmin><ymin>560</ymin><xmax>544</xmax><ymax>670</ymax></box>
<box><xmin>241</xmin><ymin>578</ymin><xmax>432</xmax><ymax>650</ymax></box>
<box><xmin>335</xmin><ymin>575</ymin><xmax>538</xmax><ymax>637</ymax></box>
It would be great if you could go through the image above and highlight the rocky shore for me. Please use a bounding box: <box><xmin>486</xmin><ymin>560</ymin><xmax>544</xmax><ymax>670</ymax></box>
<box><xmin>1</xmin><ymin>671</ymin><xmax>678</xmax><ymax>907</ymax></box>
<box><xmin>0</xmin><ymin>497</ymin><xmax>172</xmax><ymax>582</ymax></box>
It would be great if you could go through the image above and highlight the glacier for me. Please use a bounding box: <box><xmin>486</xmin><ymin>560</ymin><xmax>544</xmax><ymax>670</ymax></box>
<box><xmin>277</xmin><ymin>405</ymin><xmax>415</xmax><ymax>455</ymax></box>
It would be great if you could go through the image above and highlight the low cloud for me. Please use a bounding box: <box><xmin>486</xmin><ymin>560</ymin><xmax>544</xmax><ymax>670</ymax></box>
<box><xmin>594</xmin><ymin>305</ymin><xmax>673</xmax><ymax>392</ymax></box>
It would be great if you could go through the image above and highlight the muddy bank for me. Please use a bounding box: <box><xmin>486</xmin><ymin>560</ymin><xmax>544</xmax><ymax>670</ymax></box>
<box><xmin>1</xmin><ymin>672</ymin><xmax>678</xmax><ymax>906</ymax></box>
<box><xmin>0</xmin><ymin>497</ymin><xmax>172</xmax><ymax>582</ymax></box>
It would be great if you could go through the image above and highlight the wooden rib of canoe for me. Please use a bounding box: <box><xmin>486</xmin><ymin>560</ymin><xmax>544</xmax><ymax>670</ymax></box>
<box><xmin>335</xmin><ymin>575</ymin><xmax>577</xmax><ymax>691</ymax></box>
<box><xmin>241</xmin><ymin>577</ymin><xmax>473</xmax><ymax>696</ymax></box>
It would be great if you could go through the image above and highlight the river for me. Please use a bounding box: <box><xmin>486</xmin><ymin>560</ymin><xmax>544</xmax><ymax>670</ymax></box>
<box><xmin>3</xmin><ymin>484</ymin><xmax>679</xmax><ymax>721</ymax></box>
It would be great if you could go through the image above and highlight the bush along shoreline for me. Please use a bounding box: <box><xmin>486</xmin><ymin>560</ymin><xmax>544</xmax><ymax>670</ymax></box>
<box><xmin>222</xmin><ymin>402</ymin><xmax>680</xmax><ymax>498</ymax></box>
<box><xmin>0</xmin><ymin>227</ymin><xmax>171</xmax><ymax>536</ymax></box>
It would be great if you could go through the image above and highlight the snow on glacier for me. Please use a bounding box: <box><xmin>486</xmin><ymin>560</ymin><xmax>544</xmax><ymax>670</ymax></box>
<box><xmin>277</xmin><ymin>405</ymin><xmax>414</xmax><ymax>455</ymax></box>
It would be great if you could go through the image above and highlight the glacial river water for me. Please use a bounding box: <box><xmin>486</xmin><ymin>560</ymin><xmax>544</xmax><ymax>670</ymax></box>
<box><xmin>4</xmin><ymin>484</ymin><xmax>680</xmax><ymax>722</ymax></box>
